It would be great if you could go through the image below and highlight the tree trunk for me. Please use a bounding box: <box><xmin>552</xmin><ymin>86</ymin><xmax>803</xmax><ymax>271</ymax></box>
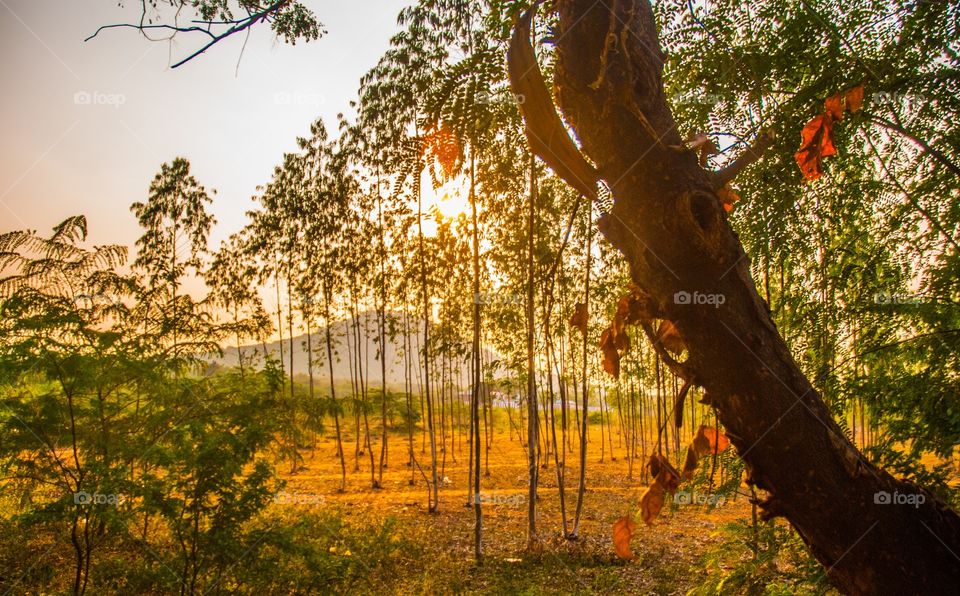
<box><xmin>377</xmin><ymin>181</ymin><xmax>389</xmax><ymax>490</ymax></box>
<box><xmin>535</xmin><ymin>1</ymin><xmax>960</xmax><ymax>592</ymax></box>
<box><xmin>469</xmin><ymin>151</ymin><xmax>484</xmax><ymax>562</ymax></box>
<box><xmin>322</xmin><ymin>277</ymin><xmax>346</xmax><ymax>493</ymax></box>
<box><xmin>571</xmin><ymin>196</ymin><xmax>591</xmax><ymax>538</ymax></box>
<box><xmin>418</xmin><ymin>167</ymin><xmax>440</xmax><ymax>513</ymax></box>
<box><xmin>526</xmin><ymin>150</ymin><xmax>540</xmax><ymax>550</ymax></box>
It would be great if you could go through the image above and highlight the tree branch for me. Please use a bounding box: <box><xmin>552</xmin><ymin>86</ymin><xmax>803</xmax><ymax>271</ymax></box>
<box><xmin>864</xmin><ymin>112</ymin><xmax>960</xmax><ymax>179</ymax></box>
<box><xmin>84</xmin><ymin>23</ymin><xmax>217</xmax><ymax>42</ymax></box>
<box><xmin>639</xmin><ymin>320</ymin><xmax>691</xmax><ymax>382</ymax></box>
<box><xmin>709</xmin><ymin>128</ymin><xmax>775</xmax><ymax>189</ymax></box>
<box><xmin>85</xmin><ymin>1</ymin><xmax>292</xmax><ymax>69</ymax></box>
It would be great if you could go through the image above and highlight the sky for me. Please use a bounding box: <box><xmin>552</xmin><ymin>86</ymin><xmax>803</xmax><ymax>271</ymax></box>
<box><xmin>0</xmin><ymin>0</ymin><xmax>410</xmax><ymax>253</ymax></box>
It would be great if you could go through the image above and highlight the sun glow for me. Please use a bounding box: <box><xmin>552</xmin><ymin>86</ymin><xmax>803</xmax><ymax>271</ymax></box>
<box><xmin>419</xmin><ymin>171</ymin><xmax>472</xmax><ymax>234</ymax></box>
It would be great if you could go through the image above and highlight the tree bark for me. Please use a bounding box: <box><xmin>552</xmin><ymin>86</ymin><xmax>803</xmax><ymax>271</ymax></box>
<box><xmin>528</xmin><ymin>1</ymin><xmax>960</xmax><ymax>593</ymax></box>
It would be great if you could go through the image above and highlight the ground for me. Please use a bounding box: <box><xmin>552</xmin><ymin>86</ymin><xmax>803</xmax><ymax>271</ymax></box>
<box><xmin>278</xmin><ymin>422</ymin><xmax>758</xmax><ymax>594</ymax></box>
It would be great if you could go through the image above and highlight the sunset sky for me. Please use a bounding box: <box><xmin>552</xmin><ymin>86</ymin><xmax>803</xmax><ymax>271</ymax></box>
<box><xmin>0</xmin><ymin>0</ymin><xmax>407</xmax><ymax>251</ymax></box>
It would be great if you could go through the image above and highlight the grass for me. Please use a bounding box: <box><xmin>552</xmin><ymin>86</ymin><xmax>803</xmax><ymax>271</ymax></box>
<box><xmin>1</xmin><ymin>415</ymin><xmax>802</xmax><ymax>594</ymax></box>
<box><xmin>273</xmin><ymin>420</ymin><xmax>753</xmax><ymax>594</ymax></box>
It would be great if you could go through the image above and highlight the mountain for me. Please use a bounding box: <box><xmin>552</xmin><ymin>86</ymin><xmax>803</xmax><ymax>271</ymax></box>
<box><xmin>212</xmin><ymin>311</ymin><xmax>420</xmax><ymax>384</ymax></box>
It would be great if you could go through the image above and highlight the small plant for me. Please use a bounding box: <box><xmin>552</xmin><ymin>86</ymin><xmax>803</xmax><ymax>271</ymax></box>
<box><xmin>690</xmin><ymin>514</ymin><xmax>832</xmax><ymax>596</ymax></box>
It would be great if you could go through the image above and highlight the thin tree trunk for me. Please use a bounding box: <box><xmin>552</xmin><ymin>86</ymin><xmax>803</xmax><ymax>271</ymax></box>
<box><xmin>322</xmin><ymin>277</ymin><xmax>346</xmax><ymax>492</ymax></box>
<box><xmin>287</xmin><ymin>275</ymin><xmax>297</xmax><ymax>472</ymax></box>
<box><xmin>377</xmin><ymin>180</ymin><xmax>389</xmax><ymax>489</ymax></box>
<box><xmin>571</xmin><ymin>200</ymin><xmax>592</xmax><ymax>538</ymax></box>
<box><xmin>418</xmin><ymin>160</ymin><xmax>440</xmax><ymax>513</ymax></box>
<box><xmin>404</xmin><ymin>308</ymin><xmax>416</xmax><ymax>485</ymax></box>
<box><xmin>469</xmin><ymin>150</ymin><xmax>484</xmax><ymax>561</ymax></box>
<box><xmin>525</xmin><ymin>152</ymin><xmax>540</xmax><ymax>550</ymax></box>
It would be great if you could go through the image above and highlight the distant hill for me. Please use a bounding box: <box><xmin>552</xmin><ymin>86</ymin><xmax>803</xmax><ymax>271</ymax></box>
<box><xmin>211</xmin><ymin>311</ymin><xmax>421</xmax><ymax>385</ymax></box>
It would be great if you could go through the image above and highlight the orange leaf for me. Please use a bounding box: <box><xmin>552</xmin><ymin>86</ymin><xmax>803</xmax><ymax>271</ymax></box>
<box><xmin>600</xmin><ymin>327</ymin><xmax>621</xmax><ymax>378</ymax></box>
<box><xmin>691</xmin><ymin>134</ymin><xmax>720</xmax><ymax>167</ymax></box>
<box><xmin>694</xmin><ymin>425</ymin><xmax>731</xmax><ymax>456</ymax></box>
<box><xmin>657</xmin><ymin>460</ymin><xmax>682</xmax><ymax>492</ymax></box>
<box><xmin>569</xmin><ymin>302</ymin><xmax>588</xmax><ymax>335</ymax></box>
<box><xmin>824</xmin><ymin>93</ymin><xmax>845</xmax><ymax>121</ymax></box>
<box><xmin>845</xmin><ymin>85</ymin><xmax>865</xmax><ymax>113</ymax></box>
<box><xmin>647</xmin><ymin>453</ymin><xmax>662</xmax><ymax>480</ymax></box>
<box><xmin>648</xmin><ymin>453</ymin><xmax>681</xmax><ymax>491</ymax></box>
<box><xmin>717</xmin><ymin>185</ymin><xmax>740</xmax><ymax>212</ymax></box>
<box><xmin>422</xmin><ymin>125</ymin><xmax>459</xmax><ymax>178</ymax></box>
<box><xmin>682</xmin><ymin>447</ymin><xmax>699</xmax><ymax>480</ymax></box>
<box><xmin>640</xmin><ymin>482</ymin><xmax>666</xmax><ymax>526</ymax></box>
<box><xmin>796</xmin><ymin>85</ymin><xmax>865</xmax><ymax>180</ymax></box>
<box><xmin>613</xmin><ymin>515</ymin><xmax>637</xmax><ymax>559</ymax></box>
<box><xmin>794</xmin><ymin>113</ymin><xmax>836</xmax><ymax>181</ymax></box>
<box><xmin>825</xmin><ymin>85</ymin><xmax>866</xmax><ymax>119</ymax></box>
<box><xmin>617</xmin><ymin>286</ymin><xmax>654</xmax><ymax>326</ymax></box>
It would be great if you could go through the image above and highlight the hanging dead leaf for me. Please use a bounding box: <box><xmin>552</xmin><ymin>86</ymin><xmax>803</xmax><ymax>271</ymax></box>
<box><xmin>612</xmin><ymin>515</ymin><xmax>637</xmax><ymax>559</ymax></box>
<box><xmin>795</xmin><ymin>84</ymin><xmax>865</xmax><ymax>180</ymax></box>
<box><xmin>599</xmin><ymin>286</ymin><xmax>658</xmax><ymax>379</ymax></box>
<box><xmin>617</xmin><ymin>286</ymin><xmax>654</xmax><ymax>326</ymax></box>
<box><xmin>656</xmin><ymin>458</ymin><xmax>682</xmax><ymax>492</ymax></box>
<box><xmin>648</xmin><ymin>453</ymin><xmax>681</xmax><ymax>491</ymax></box>
<box><xmin>691</xmin><ymin>430</ymin><xmax>711</xmax><ymax>457</ymax></box>
<box><xmin>647</xmin><ymin>453</ymin><xmax>662</xmax><ymax>480</ymax></box>
<box><xmin>682</xmin><ymin>447</ymin><xmax>699</xmax><ymax>480</ymax></box>
<box><xmin>704</xmin><ymin>426</ymin><xmax>730</xmax><ymax>454</ymax></box>
<box><xmin>600</xmin><ymin>327</ymin><xmax>621</xmax><ymax>378</ymax></box>
<box><xmin>569</xmin><ymin>302</ymin><xmax>588</xmax><ymax>335</ymax></box>
<box><xmin>674</xmin><ymin>380</ymin><xmax>692</xmax><ymax>428</ymax></box>
<box><xmin>605</xmin><ymin>301</ymin><xmax>628</xmax><ymax>352</ymax></box>
<box><xmin>699</xmin><ymin>136</ymin><xmax>720</xmax><ymax>167</ymax></box>
<box><xmin>422</xmin><ymin>125</ymin><xmax>460</xmax><ymax>178</ymax></box>
<box><xmin>717</xmin><ymin>184</ymin><xmax>741</xmax><ymax>213</ymax></box>
<box><xmin>694</xmin><ymin>425</ymin><xmax>731</xmax><ymax>456</ymax></box>
<box><xmin>655</xmin><ymin>320</ymin><xmax>685</xmax><ymax>355</ymax></box>
<box><xmin>640</xmin><ymin>482</ymin><xmax>666</xmax><ymax>526</ymax></box>
<box><xmin>794</xmin><ymin>113</ymin><xmax>836</xmax><ymax>181</ymax></box>
<box><xmin>826</xmin><ymin>85</ymin><xmax>866</xmax><ymax>119</ymax></box>
<box><xmin>824</xmin><ymin>94</ymin><xmax>845</xmax><ymax>121</ymax></box>
<box><xmin>845</xmin><ymin>85</ymin><xmax>864</xmax><ymax>113</ymax></box>
<box><xmin>614</xmin><ymin>328</ymin><xmax>630</xmax><ymax>352</ymax></box>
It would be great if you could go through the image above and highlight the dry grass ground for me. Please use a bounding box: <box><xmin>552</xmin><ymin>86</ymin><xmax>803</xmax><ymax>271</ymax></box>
<box><xmin>277</xmin><ymin>421</ymin><xmax>754</xmax><ymax>594</ymax></box>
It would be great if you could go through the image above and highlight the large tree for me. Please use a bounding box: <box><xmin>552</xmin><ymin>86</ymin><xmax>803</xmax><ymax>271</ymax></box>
<box><xmin>508</xmin><ymin>1</ymin><xmax>960</xmax><ymax>593</ymax></box>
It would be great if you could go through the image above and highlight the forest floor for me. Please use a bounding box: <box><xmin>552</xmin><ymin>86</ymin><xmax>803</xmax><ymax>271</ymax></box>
<box><xmin>277</xmin><ymin>423</ymin><xmax>767</xmax><ymax>595</ymax></box>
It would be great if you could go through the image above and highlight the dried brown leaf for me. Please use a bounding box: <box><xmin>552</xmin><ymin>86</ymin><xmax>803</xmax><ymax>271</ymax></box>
<box><xmin>613</xmin><ymin>515</ymin><xmax>638</xmax><ymax>559</ymax></box>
